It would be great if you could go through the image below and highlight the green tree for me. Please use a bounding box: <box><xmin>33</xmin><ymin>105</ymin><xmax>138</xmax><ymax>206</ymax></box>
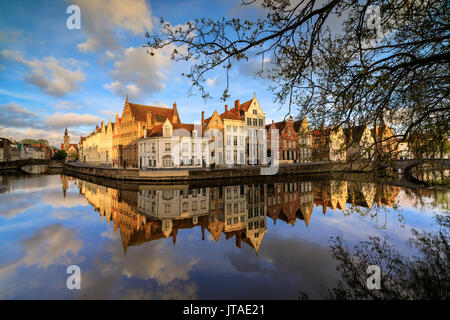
<box><xmin>53</xmin><ymin>150</ymin><xmax>67</xmax><ymax>160</ymax></box>
<box><xmin>145</xmin><ymin>0</ymin><xmax>449</xmax><ymax>157</ymax></box>
<box><xmin>21</xmin><ymin>139</ymin><xmax>49</xmax><ymax>145</ymax></box>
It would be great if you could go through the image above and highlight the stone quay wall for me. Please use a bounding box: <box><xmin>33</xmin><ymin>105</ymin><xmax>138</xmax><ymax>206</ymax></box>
<box><xmin>64</xmin><ymin>160</ymin><xmax>373</xmax><ymax>182</ymax></box>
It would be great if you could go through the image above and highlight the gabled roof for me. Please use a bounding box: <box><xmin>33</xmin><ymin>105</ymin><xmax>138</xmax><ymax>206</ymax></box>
<box><xmin>235</xmin><ymin>99</ymin><xmax>252</xmax><ymax>112</ymax></box>
<box><xmin>219</xmin><ymin>109</ymin><xmax>242</xmax><ymax>121</ymax></box>
<box><xmin>267</xmin><ymin>119</ymin><xmax>294</xmax><ymax>133</ymax></box>
<box><xmin>344</xmin><ymin>125</ymin><xmax>367</xmax><ymax>143</ymax></box>
<box><xmin>293</xmin><ymin>116</ymin><xmax>310</xmax><ymax>132</ymax></box>
<box><xmin>146</xmin><ymin>123</ymin><xmax>196</xmax><ymax>138</ymax></box>
<box><xmin>127</xmin><ymin>101</ymin><xmax>180</xmax><ymax>124</ymax></box>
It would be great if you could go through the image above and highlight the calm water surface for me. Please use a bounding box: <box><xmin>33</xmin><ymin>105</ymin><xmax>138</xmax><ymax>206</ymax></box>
<box><xmin>0</xmin><ymin>173</ymin><xmax>448</xmax><ymax>299</ymax></box>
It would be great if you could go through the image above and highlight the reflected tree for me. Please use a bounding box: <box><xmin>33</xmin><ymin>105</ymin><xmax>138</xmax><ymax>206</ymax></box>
<box><xmin>323</xmin><ymin>214</ymin><xmax>449</xmax><ymax>299</ymax></box>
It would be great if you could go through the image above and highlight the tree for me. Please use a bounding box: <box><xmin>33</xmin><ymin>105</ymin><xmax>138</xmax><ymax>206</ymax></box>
<box><xmin>53</xmin><ymin>150</ymin><xmax>67</xmax><ymax>160</ymax></box>
<box><xmin>144</xmin><ymin>0</ymin><xmax>449</xmax><ymax>158</ymax></box>
<box><xmin>321</xmin><ymin>214</ymin><xmax>449</xmax><ymax>299</ymax></box>
<box><xmin>21</xmin><ymin>138</ymin><xmax>49</xmax><ymax>145</ymax></box>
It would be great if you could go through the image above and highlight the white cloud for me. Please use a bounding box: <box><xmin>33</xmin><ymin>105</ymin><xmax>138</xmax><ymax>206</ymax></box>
<box><xmin>104</xmin><ymin>45</ymin><xmax>181</xmax><ymax>98</ymax></box>
<box><xmin>206</xmin><ymin>77</ymin><xmax>218</xmax><ymax>87</ymax></box>
<box><xmin>0</xmin><ymin>224</ymin><xmax>83</xmax><ymax>278</ymax></box>
<box><xmin>1</xmin><ymin>50</ymin><xmax>85</xmax><ymax>97</ymax></box>
<box><xmin>0</xmin><ymin>103</ymin><xmax>38</xmax><ymax>128</ymax></box>
<box><xmin>72</xmin><ymin>0</ymin><xmax>153</xmax><ymax>53</ymax></box>
<box><xmin>239</xmin><ymin>56</ymin><xmax>273</xmax><ymax>78</ymax></box>
<box><xmin>44</xmin><ymin>112</ymin><xmax>101</xmax><ymax>129</ymax></box>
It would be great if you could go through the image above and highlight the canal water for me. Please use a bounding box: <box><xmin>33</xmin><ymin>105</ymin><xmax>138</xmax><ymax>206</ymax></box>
<box><xmin>0</xmin><ymin>173</ymin><xmax>448</xmax><ymax>299</ymax></box>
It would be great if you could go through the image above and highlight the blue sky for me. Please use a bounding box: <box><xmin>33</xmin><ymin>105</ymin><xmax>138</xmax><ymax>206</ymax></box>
<box><xmin>0</xmin><ymin>0</ymin><xmax>293</xmax><ymax>147</ymax></box>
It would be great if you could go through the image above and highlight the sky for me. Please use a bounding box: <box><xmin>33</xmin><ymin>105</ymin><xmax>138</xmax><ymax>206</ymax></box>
<box><xmin>0</xmin><ymin>0</ymin><xmax>295</xmax><ymax>147</ymax></box>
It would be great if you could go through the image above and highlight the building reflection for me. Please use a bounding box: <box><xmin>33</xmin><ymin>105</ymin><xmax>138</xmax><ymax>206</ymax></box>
<box><xmin>75</xmin><ymin>177</ymin><xmax>403</xmax><ymax>254</ymax></box>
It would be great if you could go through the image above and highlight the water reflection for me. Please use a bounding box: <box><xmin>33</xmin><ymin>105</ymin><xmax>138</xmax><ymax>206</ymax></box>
<box><xmin>72</xmin><ymin>176</ymin><xmax>405</xmax><ymax>255</ymax></box>
<box><xmin>0</xmin><ymin>173</ymin><xmax>447</xmax><ymax>299</ymax></box>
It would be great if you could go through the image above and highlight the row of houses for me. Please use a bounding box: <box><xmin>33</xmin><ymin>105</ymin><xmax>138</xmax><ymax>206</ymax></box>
<box><xmin>0</xmin><ymin>137</ymin><xmax>56</xmax><ymax>162</ymax></box>
<box><xmin>79</xmin><ymin>96</ymin><xmax>269</xmax><ymax>168</ymax></box>
<box><xmin>79</xmin><ymin>95</ymin><xmax>428</xmax><ymax>170</ymax></box>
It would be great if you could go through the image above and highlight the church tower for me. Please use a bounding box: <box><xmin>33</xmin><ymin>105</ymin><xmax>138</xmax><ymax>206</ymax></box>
<box><xmin>64</xmin><ymin>128</ymin><xmax>70</xmax><ymax>150</ymax></box>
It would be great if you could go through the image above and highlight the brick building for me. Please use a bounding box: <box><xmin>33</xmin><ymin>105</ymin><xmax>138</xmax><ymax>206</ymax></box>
<box><xmin>266</xmin><ymin>116</ymin><xmax>298</xmax><ymax>164</ymax></box>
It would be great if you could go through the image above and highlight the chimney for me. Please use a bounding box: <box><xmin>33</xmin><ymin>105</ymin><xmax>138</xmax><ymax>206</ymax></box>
<box><xmin>172</xmin><ymin>102</ymin><xmax>178</xmax><ymax>123</ymax></box>
<box><xmin>201</xmin><ymin>111</ymin><xmax>205</xmax><ymax>127</ymax></box>
<box><xmin>146</xmin><ymin>112</ymin><xmax>152</xmax><ymax>128</ymax></box>
<box><xmin>225</xmin><ymin>104</ymin><xmax>228</xmax><ymax>112</ymax></box>
<box><xmin>235</xmin><ymin>99</ymin><xmax>240</xmax><ymax>110</ymax></box>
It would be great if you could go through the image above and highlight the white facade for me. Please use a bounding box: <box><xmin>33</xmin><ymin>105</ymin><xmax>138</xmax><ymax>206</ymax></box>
<box><xmin>243</xmin><ymin>97</ymin><xmax>267</xmax><ymax>165</ymax></box>
<box><xmin>223</xmin><ymin>119</ymin><xmax>246</xmax><ymax>166</ymax></box>
<box><xmin>137</xmin><ymin>187</ymin><xmax>209</xmax><ymax>237</ymax></box>
<box><xmin>224</xmin><ymin>185</ymin><xmax>247</xmax><ymax>232</ymax></box>
<box><xmin>138</xmin><ymin>120</ymin><xmax>209</xmax><ymax>169</ymax></box>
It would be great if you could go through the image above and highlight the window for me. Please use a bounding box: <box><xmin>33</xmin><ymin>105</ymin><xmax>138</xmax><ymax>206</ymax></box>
<box><xmin>165</xmin><ymin>143</ymin><xmax>171</xmax><ymax>151</ymax></box>
<box><xmin>253</xmin><ymin>119</ymin><xmax>257</xmax><ymax>126</ymax></box>
<box><xmin>253</xmin><ymin>109</ymin><xmax>257</xmax><ymax>115</ymax></box>
<box><xmin>163</xmin><ymin>155</ymin><xmax>173</xmax><ymax>167</ymax></box>
<box><xmin>233</xmin><ymin>136</ymin><xmax>238</xmax><ymax>146</ymax></box>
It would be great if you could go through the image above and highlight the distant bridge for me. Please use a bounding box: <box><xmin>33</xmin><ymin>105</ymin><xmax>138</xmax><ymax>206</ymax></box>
<box><xmin>377</xmin><ymin>159</ymin><xmax>450</xmax><ymax>172</ymax></box>
<box><xmin>0</xmin><ymin>159</ymin><xmax>65</xmax><ymax>171</ymax></box>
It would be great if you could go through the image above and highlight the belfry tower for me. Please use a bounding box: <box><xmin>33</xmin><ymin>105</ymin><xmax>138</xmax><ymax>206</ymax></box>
<box><xmin>64</xmin><ymin>128</ymin><xmax>70</xmax><ymax>150</ymax></box>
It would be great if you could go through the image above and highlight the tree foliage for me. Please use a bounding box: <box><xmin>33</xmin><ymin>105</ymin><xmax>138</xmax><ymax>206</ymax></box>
<box><xmin>322</xmin><ymin>214</ymin><xmax>449</xmax><ymax>299</ymax></box>
<box><xmin>21</xmin><ymin>139</ymin><xmax>49</xmax><ymax>145</ymax></box>
<box><xmin>144</xmin><ymin>0</ymin><xmax>449</xmax><ymax>156</ymax></box>
<box><xmin>53</xmin><ymin>150</ymin><xmax>67</xmax><ymax>160</ymax></box>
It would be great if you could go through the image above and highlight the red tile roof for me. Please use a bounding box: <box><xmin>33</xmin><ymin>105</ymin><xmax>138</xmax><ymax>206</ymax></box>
<box><xmin>219</xmin><ymin>109</ymin><xmax>242</xmax><ymax>121</ymax></box>
<box><xmin>128</xmin><ymin>102</ymin><xmax>180</xmax><ymax>124</ymax></box>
